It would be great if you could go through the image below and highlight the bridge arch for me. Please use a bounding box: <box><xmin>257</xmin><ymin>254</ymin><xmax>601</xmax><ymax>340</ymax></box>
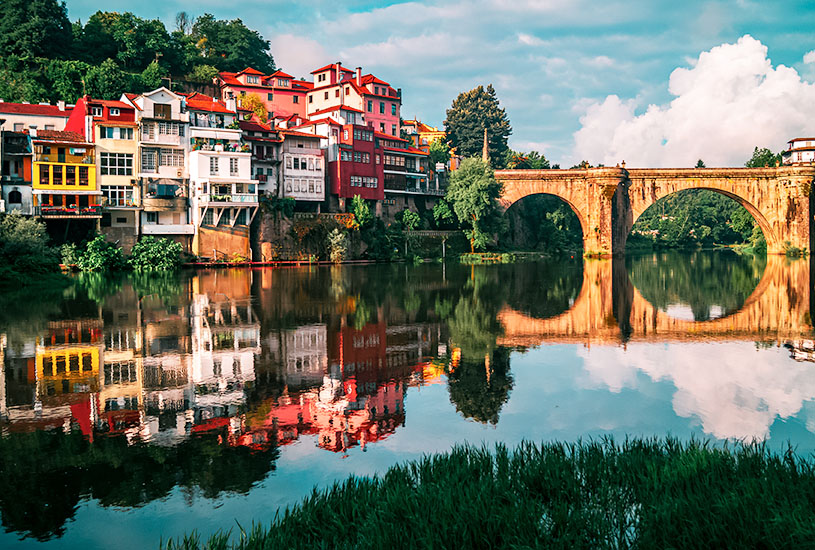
<box><xmin>502</xmin><ymin>192</ymin><xmax>586</xmax><ymax>252</ymax></box>
<box><xmin>623</xmin><ymin>186</ymin><xmax>780</xmax><ymax>253</ymax></box>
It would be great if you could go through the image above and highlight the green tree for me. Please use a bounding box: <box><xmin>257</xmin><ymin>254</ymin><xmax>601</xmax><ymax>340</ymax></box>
<box><xmin>504</xmin><ymin>149</ymin><xmax>551</xmax><ymax>169</ymax></box>
<box><xmin>398</xmin><ymin>209</ymin><xmax>420</xmax><ymax>231</ymax></box>
<box><xmin>84</xmin><ymin>59</ymin><xmax>133</xmax><ymax>100</ymax></box>
<box><xmin>0</xmin><ymin>213</ymin><xmax>60</xmax><ymax>282</ymax></box>
<box><xmin>350</xmin><ymin>195</ymin><xmax>373</xmax><ymax>229</ymax></box>
<box><xmin>138</xmin><ymin>61</ymin><xmax>167</xmax><ymax>91</ymax></box>
<box><xmin>446</xmin><ymin>158</ymin><xmax>506</xmax><ymax>252</ymax></box>
<box><xmin>444</xmin><ymin>85</ymin><xmax>511</xmax><ymax>167</ymax></box>
<box><xmin>746</xmin><ymin>147</ymin><xmax>782</xmax><ymax>168</ymax></box>
<box><xmin>695</xmin><ymin>159</ymin><xmax>706</xmax><ymax>168</ymax></box>
<box><xmin>190</xmin><ymin>14</ymin><xmax>275</xmax><ymax>73</ymax></box>
<box><xmin>128</xmin><ymin>236</ymin><xmax>183</xmax><ymax>271</ymax></box>
<box><xmin>185</xmin><ymin>64</ymin><xmax>219</xmax><ymax>83</ymax></box>
<box><xmin>432</xmin><ymin>200</ymin><xmax>455</xmax><ymax>228</ymax></box>
<box><xmin>0</xmin><ymin>0</ymin><xmax>72</xmax><ymax>60</ymax></box>
<box><xmin>76</xmin><ymin>236</ymin><xmax>127</xmax><ymax>272</ymax></box>
<box><xmin>428</xmin><ymin>139</ymin><xmax>451</xmax><ymax>166</ymax></box>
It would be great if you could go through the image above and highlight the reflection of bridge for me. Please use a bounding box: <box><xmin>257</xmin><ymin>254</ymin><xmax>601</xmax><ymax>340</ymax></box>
<box><xmin>496</xmin><ymin>167</ymin><xmax>815</xmax><ymax>255</ymax></box>
<box><xmin>497</xmin><ymin>255</ymin><xmax>812</xmax><ymax>347</ymax></box>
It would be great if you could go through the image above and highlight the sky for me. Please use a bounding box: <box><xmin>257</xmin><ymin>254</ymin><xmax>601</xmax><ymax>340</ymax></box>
<box><xmin>66</xmin><ymin>0</ymin><xmax>815</xmax><ymax>167</ymax></box>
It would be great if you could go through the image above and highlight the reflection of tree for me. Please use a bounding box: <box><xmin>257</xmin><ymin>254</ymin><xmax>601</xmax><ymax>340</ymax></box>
<box><xmin>0</xmin><ymin>428</ymin><xmax>279</xmax><ymax>540</ymax></box>
<box><xmin>628</xmin><ymin>251</ymin><xmax>765</xmax><ymax>321</ymax></box>
<box><xmin>447</xmin><ymin>347</ymin><xmax>513</xmax><ymax>424</ymax></box>
<box><xmin>501</xmin><ymin>259</ymin><xmax>582</xmax><ymax>319</ymax></box>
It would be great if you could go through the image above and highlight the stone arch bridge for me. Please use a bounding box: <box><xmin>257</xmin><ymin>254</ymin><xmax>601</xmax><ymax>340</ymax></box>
<box><xmin>496</xmin><ymin>166</ymin><xmax>815</xmax><ymax>255</ymax></box>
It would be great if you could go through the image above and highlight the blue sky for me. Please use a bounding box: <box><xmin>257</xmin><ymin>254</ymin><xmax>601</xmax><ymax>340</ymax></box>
<box><xmin>67</xmin><ymin>0</ymin><xmax>815</xmax><ymax>167</ymax></box>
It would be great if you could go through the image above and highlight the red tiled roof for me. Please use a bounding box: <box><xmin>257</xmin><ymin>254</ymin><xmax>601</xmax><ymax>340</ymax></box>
<box><xmin>238</xmin><ymin>67</ymin><xmax>265</xmax><ymax>76</ymax></box>
<box><xmin>33</xmin><ymin>130</ymin><xmax>89</xmax><ymax>144</ymax></box>
<box><xmin>375</xmin><ymin>131</ymin><xmax>407</xmax><ymax>142</ymax></box>
<box><xmin>180</xmin><ymin>92</ymin><xmax>235</xmax><ymax>114</ymax></box>
<box><xmin>361</xmin><ymin>74</ymin><xmax>391</xmax><ymax>87</ymax></box>
<box><xmin>122</xmin><ymin>93</ymin><xmax>142</xmax><ymax>110</ymax></box>
<box><xmin>294</xmin><ymin>80</ymin><xmax>314</xmax><ymax>90</ymax></box>
<box><xmin>384</xmin><ymin>146</ymin><xmax>429</xmax><ymax>156</ymax></box>
<box><xmin>280</xmin><ymin>129</ymin><xmax>321</xmax><ymax>139</ymax></box>
<box><xmin>87</xmin><ymin>98</ymin><xmax>130</xmax><ymax>109</ymax></box>
<box><xmin>311</xmin><ymin>63</ymin><xmax>355</xmax><ymax>74</ymax></box>
<box><xmin>309</xmin><ymin>105</ymin><xmax>364</xmax><ymax>116</ymax></box>
<box><xmin>268</xmin><ymin>70</ymin><xmax>294</xmax><ymax>79</ymax></box>
<box><xmin>0</xmin><ymin>102</ymin><xmax>72</xmax><ymax>117</ymax></box>
<box><xmin>239</xmin><ymin>120</ymin><xmax>273</xmax><ymax>133</ymax></box>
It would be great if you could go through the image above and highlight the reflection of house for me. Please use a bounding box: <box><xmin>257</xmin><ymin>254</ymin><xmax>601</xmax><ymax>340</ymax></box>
<box><xmin>282</xmin><ymin>324</ymin><xmax>327</xmax><ymax>389</ymax></box>
<box><xmin>1</xmin><ymin>131</ymin><xmax>33</xmax><ymax>214</ymax></box>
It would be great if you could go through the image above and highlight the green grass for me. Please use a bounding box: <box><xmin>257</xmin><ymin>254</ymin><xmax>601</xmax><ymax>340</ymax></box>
<box><xmin>164</xmin><ymin>438</ymin><xmax>815</xmax><ymax>549</ymax></box>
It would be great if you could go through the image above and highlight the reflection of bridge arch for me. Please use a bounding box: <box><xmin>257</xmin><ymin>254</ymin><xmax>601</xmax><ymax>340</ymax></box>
<box><xmin>496</xmin><ymin>167</ymin><xmax>815</xmax><ymax>256</ymax></box>
<box><xmin>497</xmin><ymin>255</ymin><xmax>812</xmax><ymax>347</ymax></box>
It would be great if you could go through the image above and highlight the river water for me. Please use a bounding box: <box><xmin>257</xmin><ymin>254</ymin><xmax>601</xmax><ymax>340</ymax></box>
<box><xmin>1</xmin><ymin>251</ymin><xmax>813</xmax><ymax>548</ymax></box>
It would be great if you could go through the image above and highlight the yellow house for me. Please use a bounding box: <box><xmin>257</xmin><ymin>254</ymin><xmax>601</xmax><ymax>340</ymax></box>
<box><xmin>31</xmin><ymin>129</ymin><xmax>102</xmax><ymax>219</ymax></box>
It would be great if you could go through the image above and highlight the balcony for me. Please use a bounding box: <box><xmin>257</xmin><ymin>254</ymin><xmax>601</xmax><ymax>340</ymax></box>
<box><xmin>142</xmin><ymin>223</ymin><xmax>195</xmax><ymax>235</ymax></box>
<box><xmin>200</xmin><ymin>193</ymin><xmax>258</xmax><ymax>205</ymax></box>
<box><xmin>140</xmin><ymin>133</ymin><xmax>183</xmax><ymax>146</ymax></box>
<box><xmin>35</xmin><ymin>205</ymin><xmax>103</xmax><ymax>218</ymax></box>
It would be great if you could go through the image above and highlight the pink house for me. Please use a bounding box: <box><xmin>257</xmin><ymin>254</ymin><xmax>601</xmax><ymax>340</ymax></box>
<box><xmin>216</xmin><ymin>67</ymin><xmax>313</xmax><ymax>120</ymax></box>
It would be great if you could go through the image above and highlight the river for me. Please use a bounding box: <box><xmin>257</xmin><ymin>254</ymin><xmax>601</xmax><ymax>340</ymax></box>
<box><xmin>0</xmin><ymin>250</ymin><xmax>813</xmax><ymax>548</ymax></box>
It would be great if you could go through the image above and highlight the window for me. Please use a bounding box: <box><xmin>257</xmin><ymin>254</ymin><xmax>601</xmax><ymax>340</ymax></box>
<box><xmin>146</xmin><ymin>212</ymin><xmax>158</xmax><ymax>224</ymax></box>
<box><xmin>8</xmin><ymin>190</ymin><xmax>21</xmax><ymax>204</ymax></box>
<box><xmin>315</xmin><ymin>158</ymin><xmax>321</xmax><ymax>170</ymax></box>
<box><xmin>293</xmin><ymin>157</ymin><xmax>300</xmax><ymax>170</ymax></box>
<box><xmin>91</xmin><ymin>106</ymin><xmax>103</xmax><ymax>117</ymax></box>
<box><xmin>154</xmin><ymin>103</ymin><xmax>171</xmax><ymax>119</ymax></box>
<box><xmin>267</xmin><ymin>92</ymin><xmax>274</xmax><ymax>101</ymax></box>
<box><xmin>324</xmin><ymin>91</ymin><xmax>329</xmax><ymax>100</ymax></box>
<box><xmin>391</xmin><ymin>124</ymin><xmax>397</xmax><ymax>136</ymax></box>
<box><xmin>247</xmin><ymin>75</ymin><xmax>260</xmax><ymax>84</ymax></box>
<box><xmin>230</xmin><ymin>157</ymin><xmax>239</xmax><ymax>176</ymax></box>
<box><xmin>102</xmin><ymin>127</ymin><xmax>134</xmax><ymax>140</ymax></box>
<box><xmin>159</xmin><ymin>149</ymin><xmax>184</xmax><ymax>167</ymax></box>
<box><xmin>345</xmin><ymin>86</ymin><xmax>350</xmax><ymax>95</ymax></box>
<box><xmin>44</xmin><ymin>125</ymin><xmax>54</xmax><ymax>130</ymax></box>
<box><xmin>100</xmin><ymin>152</ymin><xmax>133</xmax><ymax>176</ymax></box>
<box><xmin>103</xmin><ymin>185</ymin><xmax>134</xmax><ymax>207</ymax></box>
<box><xmin>343</xmin><ymin>129</ymin><xmax>349</xmax><ymax>140</ymax></box>
<box><xmin>13</xmin><ymin>123</ymin><xmax>23</xmax><ymax>132</ymax></box>
<box><xmin>202</xmin><ymin>210</ymin><xmax>214</xmax><ymax>225</ymax></box>
<box><xmin>367</xmin><ymin>100</ymin><xmax>373</xmax><ymax>112</ymax></box>
<box><xmin>374</xmin><ymin>86</ymin><xmax>379</xmax><ymax>95</ymax></box>
<box><xmin>309</xmin><ymin>95</ymin><xmax>313</xmax><ymax>103</ymax></box>
<box><xmin>318</xmin><ymin>73</ymin><xmax>326</xmax><ymax>82</ymax></box>
<box><xmin>375</xmin><ymin>154</ymin><xmax>380</xmax><ymax>164</ymax></box>
<box><xmin>210</xmin><ymin>157</ymin><xmax>219</xmax><ymax>176</ymax></box>
<box><xmin>380</xmin><ymin>123</ymin><xmax>385</xmax><ymax>132</ymax></box>
<box><xmin>110</xmin><ymin>108</ymin><xmax>120</xmax><ymax>116</ymax></box>
<box><xmin>278</xmin><ymin>79</ymin><xmax>289</xmax><ymax>87</ymax></box>
<box><xmin>141</xmin><ymin>149</ymin><xmax>157</xmax><ymax>172</ymax></box>
<box><xmin>340</xmin><ymin>150</ymin><xmax>352</xmax><ymax>161</ymax></box>
<box><xmin>391</xmin><ymin>104</ymin><xmax>396</xmax><ymax>115</ymax></box>
<box><xmin>285</xmin><ymin>156</ymin><xmax>292</xmax><ymax>169</ymax></box>
<box><xmin>293</xmin><ymin>95</ymin><xmax>299</xmax><ymax>103</ymax></box>
<box><xmin>379</xmin><ymin>102</ymin><xmax>385</xmax><ymax>114</ymax></box>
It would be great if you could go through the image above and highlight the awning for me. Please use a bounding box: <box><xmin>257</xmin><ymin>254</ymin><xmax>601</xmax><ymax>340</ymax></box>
<box><xmin>33</xmin><ymin>189</ymin><xmax>103</xmax><ymax>195</ymax></box>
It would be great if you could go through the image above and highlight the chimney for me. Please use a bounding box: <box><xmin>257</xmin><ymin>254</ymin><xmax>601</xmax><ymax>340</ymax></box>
<box><xmin>481</xmin><ymin>127</ymin><xmax>489</xmax><ymax>163</ymax></box>
<box><xmin>356</xmin><ymin>67</ymin><xmax>362</xmax><ymax>86</ymax></box>
<box><xmin>226</xmin><ymin>98</ymin><xmax>237</xmax><ymax>113</ymax></box>
<box><xmin>57</xmin><ymin>100</ymin><xmax>66</xmax><ymax>111</ymax></box>
<box><xmin>336</xmin><ymin>61</ymin><xmax>342</xmax><ymax>84</ymax></box>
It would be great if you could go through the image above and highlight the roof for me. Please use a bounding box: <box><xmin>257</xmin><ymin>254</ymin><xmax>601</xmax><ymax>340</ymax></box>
<box><xmin>311</xmin><ymin>63</ymin><xmax>355</xmax><ymax>74</ymax></box>
<box><xmin>33</xmin><ymin>130</ymin><xmax>90</xmax><ymax>145</ymax></box>
<box><xmin>375</xmin><ymin>131</ymin><xmax>407</xmax><ymax>142</ymax></box>
<box><xmin>0</xmin><ymin>102</ymin><xmax>72</xmax><ymax>117</ymax></box>
<box><xmin>268</xmin><ymin>70</ymin><xmax>294</xmax><ymax>79</ymax></box>
<box><xmin>280</xmin><ymin>129</ymin><xmax>322</xmax><ymax>139</ymax></box>
<box><xmin>238</xmin><ymin>67</ymin><xmax>265</xmax><ymax>76</ymax></box>
<box><xmin>122</xmin><ymin>93</ymin><xmax>141</xmax><ymax>110</ymax></box>
<box><xmin>294</xmin><ymin>80</ymin><xmax>314</xmax><ymax>90</ymax></box>
<box><xmin>309</xmin><ymin>105</ymin><xmax>364</xmax><ymax>116</ymax></box>
<box><xmin>361</xmin><ymin>74</ymin><xmax>391</xmax><ymax>87</ymax></box>
<box><xmin>86</xmin><ymin>98</ymin><xmax>130</xmax><ymax>109</ymax></box>
<box><xmin>239</xmin><ymin>120</ymin><xmax>273</xmax><ymax>133</ymax></box>
<box><xmin>788</xmin><ymin>137</ymin><xmax>815</xmax><ymax>143</ymax></box>
<box><xmin>180</xmin><ymin>92</ymin><xmax>235</xmax><ymax>114</ymax></box>
<box><xmin>384</xmin><ymin>146</ymin><xmax>429</xmax><ymax>156</ymax></box>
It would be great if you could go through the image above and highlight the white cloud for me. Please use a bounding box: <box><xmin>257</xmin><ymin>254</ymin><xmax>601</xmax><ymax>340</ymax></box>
<box><xmin>269</xmin><ymin>34</ymin><xmax>330</xmax><ymax>80</ymax></box>
<box><xmin>804</xmin><ymin>50</ymin><xmax>815</xmax><ymax>64</ymax></box>
<box><xmin>580</xmin><ymin>342</ymin><xmax>815</xmax><ymax>440</ymax></box>
<box><xmin>518</xmin><ymin>33</ymin><xmax>545</xmax><ymax>46</ymax></box>
<box><xmin>573</xmin><ymin>35</ymin><xmax>815</xmax><ymax>167</ymax></box>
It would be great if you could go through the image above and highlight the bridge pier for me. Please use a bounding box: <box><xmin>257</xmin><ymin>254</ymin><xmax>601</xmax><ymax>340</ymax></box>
<box><xmin>497</xmin><ymin>166</ymin><xmax>815</xmax><ymax>256</ymax></box>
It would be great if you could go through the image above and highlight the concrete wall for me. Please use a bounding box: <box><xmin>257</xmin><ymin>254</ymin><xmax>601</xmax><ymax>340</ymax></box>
<box><xmin>194</xmin><ymin>225</ymin><xmax>251</xmax><ymax>259</ymax></box>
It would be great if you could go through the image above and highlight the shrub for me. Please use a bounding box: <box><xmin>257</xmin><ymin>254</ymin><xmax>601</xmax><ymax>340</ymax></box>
<box><xmin>60</xmin><ymin>243</ymin><xmax>79</xmax><ymax>266</ymax></box>
<box><xmin>128</xmin><ymin>236</ymin><xmax>183</xmax><ymax>271</ymax></box>
<box><xmin>76</xmin><ymin>236</ymin><xmax>127</xmax><ymax>272</ymax></box>
<box><xmin>0</xmin><ymin>212</ymin><xmax>60</xmax><ymax>282</ymax></box>
<box><xmin>327</xmin><ymin>228</ymin><xmax>348</xmax><ymax>263</ymax></box>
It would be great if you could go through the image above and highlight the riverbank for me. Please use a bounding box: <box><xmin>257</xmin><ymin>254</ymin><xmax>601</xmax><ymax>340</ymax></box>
<box><xmin>164</xmin><ymin>438</ymin><xmax>815</xmax><ymax>549</ymax></box>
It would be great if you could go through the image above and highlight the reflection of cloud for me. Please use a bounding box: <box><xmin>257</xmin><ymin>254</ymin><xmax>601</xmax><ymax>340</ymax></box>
<box><xmin>579</xmin><ymin>343</ymin><xmax>815</xmax><ymax>440</ymax></box>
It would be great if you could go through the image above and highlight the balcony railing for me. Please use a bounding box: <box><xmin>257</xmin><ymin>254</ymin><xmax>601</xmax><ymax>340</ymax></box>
<box><xmin>203</xmin><ymin>193</ymin><xmax>258</xmax><ymax>204</ymax></box>
<box><xmin>35</xmin><ymin>205</ymin><xmax>103</xmax><ymax>217</ymax></box>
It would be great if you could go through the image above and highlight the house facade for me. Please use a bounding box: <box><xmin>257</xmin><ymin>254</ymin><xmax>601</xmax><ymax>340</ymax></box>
<box><xmin>1</xmin><ymin>131</ymin><xmax>33</xmax><ymax>215</ymax></box>
<box><xmin>280</xmin><ymin>130</ymin><xmax>325</xmax><ymax>207</ymax></box>
<box><xmin>217</xmin><ymin>68</ymin><xmax>311</xmax><ymax>120</ymax></box>
<box><xmin>782</xmin><ymin>138</ymin><xmax>815</xmax><ymax>165</ymax></box>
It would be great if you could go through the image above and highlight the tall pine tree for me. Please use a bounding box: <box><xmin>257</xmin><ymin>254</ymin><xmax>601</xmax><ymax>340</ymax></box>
<box><xmin>444</xmin><ymin>85</ymin><xmax>512</xmax><ymax>168</ymax></box>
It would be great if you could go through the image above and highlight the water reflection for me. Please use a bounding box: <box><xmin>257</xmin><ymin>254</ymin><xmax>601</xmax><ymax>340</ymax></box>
<box><xmin>0</xmin><ymin>253</ymin><xmax>813</xmax><ymax>545</ymax></box>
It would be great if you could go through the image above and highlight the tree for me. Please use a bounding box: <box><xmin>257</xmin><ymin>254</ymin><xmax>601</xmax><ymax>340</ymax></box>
<box><xmin>84</xmin><ymin>59</ymin><xmax>133</xmax><ymax>100</ymax></box>
<box><xmin>0</xmin><ymin>0</ymin><xmax>73</xmax><ymax>60</ymax></box>
<box><xmin>138</xmin><ymin>61</ymin><xmax>167</xmax><ymax>91</ymax></box>
<box><xmin>504</xmin><ymin>149</ymin><xmax>551</xmax><ymax>169</ymax></box>
<box><xmin>432</xmin><ymin>200</ymin><xmax>455</xmax><ymax>228</ymax></box>
<box><xmin>190</xmin><ymin>14</ymin><xmax>276</xmax><ymax>73</ymax></box>
<box><xmin>446</xmin><ymin>158</ymin><xmax>506</xmax><ymax>252</ymax></box>
<box><xmin>239</xmin><ymin>92</ymin><xmax>267</xmax><ymax>122</ymax></box>
<box><xmin>175</xmin><ymin>11</ymin><xmax>192</xmax><ymax>34</ymax></box>
<box><xmin>350</xmin><ymin>195</ymin><xmax>373</xmax><ymax>228</ymax></box>
<box><xmin>0</xmin><ymin>213</ymin><xmax>60</xmax><ymax>282</ymax></box>
<box><xmin>185</xmin><ymin>64</ymin><xmax>219</xmax><ymax>83</ymax></box>
<box><xmin>444</xmin><ymin>85</ymin><xmax>511</xmax><ymax>167</ymax></box>
<box><xmin>746</xmin><ymin>147</ymin><xmax>781</xmax><ymax>168</ymax></box>
<box><xmin>128</xmin><ymin>237</ymin><xmax>183</xmax><ymax>271</ymax></box>
<box><xmin>428</xmin><ymin>140</ymin><xmax>451</xmax><ymax>166</ymax></box>
<box><xmin>398</xmin><ymin>209</ymin><xmax>420</xmax><ymax>231</ymax></box>
<box><xmin>695</xmin><ymin>159</ymin><xmax>706</xmax><ymax>168</ymax></box>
